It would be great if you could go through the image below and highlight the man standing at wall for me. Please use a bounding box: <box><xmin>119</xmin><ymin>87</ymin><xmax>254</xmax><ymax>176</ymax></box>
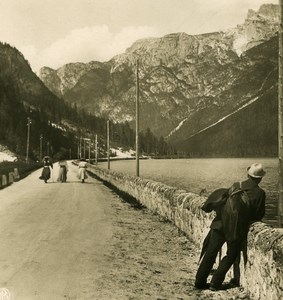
<box><xmin>195</xmin><ymin>163</ymin><xmax>266</xmax><ymax>290</ymax></box>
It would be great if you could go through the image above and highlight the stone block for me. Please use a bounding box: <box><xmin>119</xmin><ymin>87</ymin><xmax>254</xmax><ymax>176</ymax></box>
<box><xmin>8</xmin><ymin>172</ymin><xmax>14</xmax><ymax>184</ymax></box>
<box><xmin>2</xmin><ymin>175</ymin><xmax>7</xmax><ymax>186</ymax></box>
<box><xmin>13</xmin><ymin>168</ymin><xmax>20</xmax><ymax>180</ymax></box>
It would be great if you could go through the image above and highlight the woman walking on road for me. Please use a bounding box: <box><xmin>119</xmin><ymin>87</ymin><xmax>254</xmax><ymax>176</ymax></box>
<box><xmin>57</xmin><ymin>157</ymin><xmax>69</xmax><ymax>183</ymax></box>
<box><xmin>39</xmin><ymin>156</ymin><xmax>53</xmax><ymax>183</ymax></box>
<box><xmin>78</xmin><ymin>158</ymin><xmax>88</xmax><ymax>183</ymax></box>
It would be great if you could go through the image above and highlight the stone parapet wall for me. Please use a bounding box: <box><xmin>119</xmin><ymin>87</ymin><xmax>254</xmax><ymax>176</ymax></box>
<box><xmin>0</xmin><ymin>168</ymin><xmax>20</xmax><ymax>189</ymax></box>
<box><xmin>242</xmin><ymin>223</ymin><xmax>283</xmax><ymax>300</ymax></box>
<box><xmin>89</xmin><ymin>166</ymin><xmax>211</xmax><ymax>245</ymax></box>
<box><xmin>89</xmin><ymin>166</ymin><xmax>283</xmax><ymax>300</ymax></box>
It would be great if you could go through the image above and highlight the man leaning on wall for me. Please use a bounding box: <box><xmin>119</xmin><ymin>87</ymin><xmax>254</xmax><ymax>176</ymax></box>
<box><xmin>195</xmin><ymin>163</ymin><xmax>266</xmax><ymax>291</ymax></box>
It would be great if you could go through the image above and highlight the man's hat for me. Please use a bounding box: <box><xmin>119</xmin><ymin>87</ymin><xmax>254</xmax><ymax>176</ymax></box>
<box><xmin>247</xmin><ymin>163</ymin><xmax>266</xmax><ymax>178</ymax></box>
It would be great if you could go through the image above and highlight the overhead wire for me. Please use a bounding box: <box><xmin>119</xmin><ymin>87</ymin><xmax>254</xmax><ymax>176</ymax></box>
<box><xmin>169</xmin><ymin>1</ymin><xmax>234</xmax><ymax>37</ymax></box>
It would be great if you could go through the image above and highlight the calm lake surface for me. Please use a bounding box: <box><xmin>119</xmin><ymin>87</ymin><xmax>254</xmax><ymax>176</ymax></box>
<box><xmin>99</xmin><ymin>158</ymin><xmax>278</xmax><ymax>226</ymax></box>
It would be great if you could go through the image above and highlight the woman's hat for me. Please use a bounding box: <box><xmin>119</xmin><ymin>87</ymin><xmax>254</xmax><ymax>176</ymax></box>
<box><xmin>247</xmin><ymin>163</ymin><xmax>266</xmax><ymax>178</ymax></box>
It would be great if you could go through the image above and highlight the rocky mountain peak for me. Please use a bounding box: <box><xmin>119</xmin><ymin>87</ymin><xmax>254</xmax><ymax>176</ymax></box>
<box><xmin>38</xmin><ymin>4</ymin><xmax>279</xmax><ymax>141</ymax></box>
<box><xmin>232</xmin><ymin>4</ymin><xmax>279</xmax><ymax>56</ymax></box>
<box><xmin>39</xmin><ymin>61</ymin><xmax>107</xmax><ymax>97</ymax></box>
<box><xmin>113</xmin><ymin>31</ymin><xmax>235</xmax><ymax>73</ymax></box>
<box><xmin>39</xmin><ymin>4</ymin><xmax>279</xmax><ymax>99</ymax></box>
<box><xmin>248</xmin><ymin>3</ymin><xmax>279</xmax><ymax>20</ymax></box>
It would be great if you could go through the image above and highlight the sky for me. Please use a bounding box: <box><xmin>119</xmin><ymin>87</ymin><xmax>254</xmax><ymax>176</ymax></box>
<box><xmin>0</xmin><ymin>0</ymin><xmax>278</xmax><ymax>72</ymax></box>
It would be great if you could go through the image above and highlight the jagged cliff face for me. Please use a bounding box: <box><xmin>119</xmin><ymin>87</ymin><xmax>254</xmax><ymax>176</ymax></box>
<box><xmin>39</xmin><ymin>61</ymin><xmax>108</xmax><ymax>98</ymax></box>
<box><xmin>39</xmin><ymin>4</ymin><xmax>279</xmax><ymax>141</ymax></box>
<box><xmin>231</xmin><ymin>4</ymin><xmax>279</xmax><ymax>55</ymax></box>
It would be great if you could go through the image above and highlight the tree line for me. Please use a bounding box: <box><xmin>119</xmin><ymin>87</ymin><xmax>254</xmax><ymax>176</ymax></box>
<box><xmin>0</xmin><ymin>41</ymin><xmax>173</xmax><ymax>161</ymax></box>
<box><xmin>0</xmin><ymin>77</ymin><xmax>171</xmax><ymax>161</ymax></box>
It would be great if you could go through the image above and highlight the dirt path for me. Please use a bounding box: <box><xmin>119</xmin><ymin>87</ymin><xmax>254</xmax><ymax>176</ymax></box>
<box><xmin>0</xmin><ymin>162</ymin><xmax>248</xmax><ymax>299</ymax></box>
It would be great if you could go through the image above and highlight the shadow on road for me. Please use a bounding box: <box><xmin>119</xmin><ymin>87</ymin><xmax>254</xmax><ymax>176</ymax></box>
<box><xmin>87</xmin><ymin>172</ymin><xmax>145</xmax><ymax>210</ymax></box>
<box><xmin>45</xmin><ymin>180</ymin><xmax>96</xmax><ymax>184</ymax></box>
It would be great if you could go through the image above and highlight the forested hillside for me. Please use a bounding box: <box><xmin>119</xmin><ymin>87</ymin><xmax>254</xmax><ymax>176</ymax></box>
<box><xmin>175</xmin><ymin>86</ymin><xmax>277</xmax><ymax>157</ymax></box>
<box><xmin>0</xmin><ymin>42</ymin><xmax>168</xmax><ymax>161</ymax></box>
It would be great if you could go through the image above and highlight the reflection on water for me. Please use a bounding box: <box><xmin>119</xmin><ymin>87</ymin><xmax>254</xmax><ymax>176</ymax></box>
<box><xmin>99</xmin><ymin>158</ymin><xmax>278</xmax><ymax>226</ymax></box>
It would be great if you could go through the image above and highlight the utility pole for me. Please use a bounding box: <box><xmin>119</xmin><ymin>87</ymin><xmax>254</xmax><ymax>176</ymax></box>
<box><xmin>25</xmin><ymin>117</ymin><xmax>32</xmax><ymax>163</ymax></box>
<box><xmin>89</xmin><ymin>140</ymin><xmax>91</xmax><ymax>163</ymax></box>
<box><xmin>136</xmin><ymin>58</ymin><xmax>140</xmax><ymax>177</ymax></box>
<box><xmin>86</xmin><ymin>138</ymin><xmax>91</xmax><ymax>164</ymax></box>
<box><xmin>107</xmin><ymin>120</ymin><xmax>110</xmax><ymax>169</ymax></box>
<box><xmin>79</xmin><ymin>137</ymin><xmax>82</xmax><ymax>159</ymax></box>
<box><xmin>39</xmin><ymin>134</ymin><xmax>43</xmax><ymax>161</ymax></box>
<box><xmin>77</xmin><ymin>138</ymin><xmax>80</xmax><ymax>159</ymax></box>
<box><xmin>47</xmin><ymin>120</ymin><xmax>51</xmax><ymax>157</ymax></box>
<box><xmin>279</xmin><ymin>0</ymin><xmax>283</xmax><ymax>227</ymax></box>
<box><xmin>95</xmin><ymin>134</ymin><xmax>98</xmax><ymax>165</ymax></box>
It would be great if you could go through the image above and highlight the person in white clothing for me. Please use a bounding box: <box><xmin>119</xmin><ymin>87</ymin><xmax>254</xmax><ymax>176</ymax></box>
<box><xmin>78</xmin><ymin>158</ymin><xmax>88</xmax><ymax>183</ymax></box>
<box><xmin>57</xmin><ymin>158</ymin><xmax>69</xmax><ymax>183</ymax></box>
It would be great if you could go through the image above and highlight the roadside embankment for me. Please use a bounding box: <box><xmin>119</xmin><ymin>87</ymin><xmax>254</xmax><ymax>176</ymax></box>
<box><xmin>89</xmin><ymin>165</ymin><xmax>283</xmax><ymax>300</ymax></box>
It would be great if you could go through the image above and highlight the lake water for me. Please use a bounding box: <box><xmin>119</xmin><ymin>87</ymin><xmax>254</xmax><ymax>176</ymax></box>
<box><xmin>99</xmin><ymin>158</ymin><xmax>278</xmax><ymax>226</ymax></box>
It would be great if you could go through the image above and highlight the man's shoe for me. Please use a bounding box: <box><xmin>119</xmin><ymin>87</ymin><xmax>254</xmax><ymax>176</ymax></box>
<box><xmin>194</xmin><ymin>282</ymin><xmax>209</xmax><ymax>289</ymax></box>
<box><xmin>209</xmin><ymin>283</ymin><xmax>222</xmax><ymax>291</ymax></box>
<box><xmin>229</xmin><ymin>278</ymin><xmax>240</xmax><ymax>287</ymax></box>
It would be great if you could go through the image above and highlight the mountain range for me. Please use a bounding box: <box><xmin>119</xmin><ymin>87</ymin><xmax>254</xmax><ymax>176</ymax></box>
<box><xmin>0</xmin><ymin>43</ymin><xmax>160</xmax><ymax>161</ymax></box>
<box><xmin>38</xmin><ymin>4</ymin><xmax>279</xmax><ymax>157</ymax></box>
<box><xmin>0</xmin><ymin>4</ymin><xmax>279</xmax><ymax>159</ymax></box>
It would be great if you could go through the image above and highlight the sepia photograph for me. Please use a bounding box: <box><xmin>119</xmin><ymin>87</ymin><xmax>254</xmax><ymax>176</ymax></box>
<box><xmin>0</xmin><ymin>0</ymin><xmax>281</xmax><ymax>299</ymax></box>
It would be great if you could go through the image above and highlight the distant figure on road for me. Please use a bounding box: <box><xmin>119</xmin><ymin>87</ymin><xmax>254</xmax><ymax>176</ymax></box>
<box><xmin>195</xmin><ymin>163</ymin><xmax>266</xmax><ymax>291</ymax></box>
<box><xmin>57</xmin><ymin>157</ymin><xmax>69</xmax><ymax>183</ymax></box>
<box><xmin>78</xmin><ymin>158</ymin><xmax>88</xmax><ymax>183</ymax></box>
<box><xmin>39</xmin><ymin>156</ymin><xmax>53</xmax><ymax>183</ymax></box>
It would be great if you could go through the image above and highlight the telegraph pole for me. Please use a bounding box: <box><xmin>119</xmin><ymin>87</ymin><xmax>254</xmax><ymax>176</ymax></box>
<box><xmin>79</xmin><ymin>137</ymin><xmax>82</xmax><ymax>159</ymax></box>
<box><xmin>39</xmin><ymin>134</ymin><xmax>43</xmax><ymax>161</ymax></box>
<box><xmin>87</xmin><ymin>139</ymin><xmax>91</xmax><ymax>163</ymax></box>
<box><xmin>25</xmin><ymin>117</ymin><xmax>32</xmax><ymax>163</ymax></box>
<box><xmin>279</xmin><ymin>0</ymin><xmax>283</xmax><ymax>227</ymax></box>
<box><xmin>77</xmin><ymin>138</ymin><xmax>80</xmax><ymax>159</ymax></box>
<box><xmin>95</xmin><ymin>134</ymin><xmax>98</xmax><ymax>165</ymax></box>
<box><xmin>136</xmin><ymin>59</ymin><xmax>140</xmax><ymax>177</ymax></box>
<box><xmin>89</xmin><ymin>140</ymin><xmax>91</xmax><ymax>163</ymax></box>
<box><xmin>107</xmin><ymin>120</ymin><xmax>110</xmax><ymax>169</ymax></box>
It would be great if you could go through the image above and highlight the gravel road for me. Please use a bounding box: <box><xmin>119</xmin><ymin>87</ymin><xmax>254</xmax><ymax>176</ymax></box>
<box><xmin>0</xmin><ymin>162</ymin><xmax>249</xmax><ymax>300</ymax></box>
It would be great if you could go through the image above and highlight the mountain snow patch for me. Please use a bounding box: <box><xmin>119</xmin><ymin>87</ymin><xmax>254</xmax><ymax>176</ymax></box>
<box><xmin>0</xmin><ymin>152</ymin><xmax>17</xmax><ymax>162</ymax></box>
<box><xmin>233</xmin><ymin>35</ymin><xmax>248</xmax><ymax>56</ymax></box>
<box><xmin>111</xmin><ymin>147</ymin><xmax>135</xmax><ymax>158</ymax></box>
